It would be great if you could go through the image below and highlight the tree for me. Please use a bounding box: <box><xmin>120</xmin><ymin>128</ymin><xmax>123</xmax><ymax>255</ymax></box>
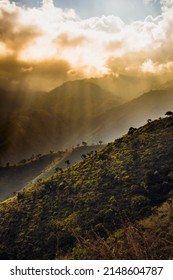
<box><xmin>99</xmin><ymin>140</ymin><xmax>103</xmax><ymax>145</ymax></box>
<box><xmin>19</xmin><ymin>159</ymin><xmax>26</xmax><ymax>165</ymax></box>
<box><xmin>128</xmin><ymin>127</ymin><xmax>137</xmax><ymax>135</ymax></box>
<box><xmin>37</xmin><ymin>154</ymin><xmax>42</xmax><ymax>158</ymax></box>
<box><xmin>165</xmin><ymin>111</ymin><xmax>173</xmax><ymax>117</ymax></box>
<box><xmin>81</xmin><ymin>154</ymin><xmax>87</xmax><ymax>160</ymax></box>
<box><xmin>17</xmin><ymin>191</ymin><xmax>24</xmax><ymax>200</ymax></box>
<box><xmin>65</xmin><ymin>160</ymin><xmax>70</xmax><ymax>168</ymax></box>
<box><xmin>55</xmin><ymin>167</ymin><xmax>63</xmax><ymax>173</ymax></box>
<box><xmin>82</xmin><ymin>141</ymin><xmax>87</xmax><ymax>146</ymax></box>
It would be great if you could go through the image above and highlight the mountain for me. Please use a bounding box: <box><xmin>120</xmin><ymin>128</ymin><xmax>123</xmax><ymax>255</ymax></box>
<box><xmin>90</xmin><ymin>74</ymin><xmax>161</xmax><ymax>101</ymax></box>
<box><xmin>0</xmin><ymin>80</ymin><xmax>119</xmax><ymax>164</ymax></box>
<box><xmin>92</xmin><ymin>88</ymin><xmax>173</xmax><ymax>143</ymax></box>
<box><xmin>0</xmin><ymin>116</ymin><xmax>173</xmax><ymax>259</ymax></box>
<box><xmin>0</xmin><ymin>145</ymin><xmax>103</xmax><ymax>202</ymax></box>
<box><xmin>1</xmin><ymin>79</ymin><xmax>173</xmax><ymax>165</ymax></box>
<box><xmin>161</xmin><ymin>80</ymin><xmax>173</xmax><ymax>90</ymax></box>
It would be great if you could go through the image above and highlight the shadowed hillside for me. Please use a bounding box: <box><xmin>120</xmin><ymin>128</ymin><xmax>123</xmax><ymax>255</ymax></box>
<box><xmin>0</xmin><ymin>80</ymin><xmax>119</xmax><ymax>164</ymax></box>
<box><xmin>1</xmin><ymin>80</ymin><xmax>173</xmax><ymax>165</ymax></box>
<box><xmin>0</xmin><ymin>116</ymin><xmax>173</xmax><ymax>259</ymax></box>
<box><xmin>0</xmin><ymin>152</ymin><xmax>65</xmax><ymax>202</ymax></box>
<box><xmin>0</xmin><ymin>145</ymin><xmax>103</xmax><ymax>202</ymax></box>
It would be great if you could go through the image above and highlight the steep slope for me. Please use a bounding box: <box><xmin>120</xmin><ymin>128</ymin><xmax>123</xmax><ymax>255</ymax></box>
<box><xmin>0</xmin><ymin>152</ymin><xmax>65</xmax><ymax>202</ymax></box>
<box><xmin>72</xmin><ymin>198</ymin><xmax>173</xmax><ymax>260</ymax></box>
<box><xmin>0</xmin><ymin>116</ymin><xmax>173</xmax><ymax>259</ymax></box>
<box><xmin>0</xmin><ymin>145</ymin><xmax>103</xmax><ymax>202</ymax></box>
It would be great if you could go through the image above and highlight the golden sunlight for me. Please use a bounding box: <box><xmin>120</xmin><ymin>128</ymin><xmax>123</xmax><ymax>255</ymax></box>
<box><xmin>0</xmin><ymin>0</ymin><xmax>173</xmax><ymax>91</ymax></box>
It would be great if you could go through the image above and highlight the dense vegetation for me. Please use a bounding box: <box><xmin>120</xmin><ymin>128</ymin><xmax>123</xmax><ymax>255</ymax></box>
<box><xmin>0</xmin><ymin>116</ymin><xmax>173</xmax><ymax>259</ymax></box>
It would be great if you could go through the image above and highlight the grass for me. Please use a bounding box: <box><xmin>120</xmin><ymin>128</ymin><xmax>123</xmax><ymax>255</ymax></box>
<box><xmin>0</xmin><ymin>116</ymin><xmax>173</xmax><ymax>259</ymax></box>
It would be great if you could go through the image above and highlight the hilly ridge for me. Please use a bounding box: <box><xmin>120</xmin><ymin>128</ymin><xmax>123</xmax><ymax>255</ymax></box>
<box><xmin>0</xmin><ymin>80</ymin><xmax>119</xmax><ymax>164</ymax></box>
<box><xmin>1</xmin><ymin>79</ymin><xmax>173</xmax><ymax>165</ymax></box>
<box><xmin>93</xmin><ymin>88</ymin><xmax>173</xmax><ymax>142</ymax></box>
<box><xmin>0</xmin><ymin>116</ymin><xmax>173</xmax><ymax>259</ymax></box>
<box><xmin>0</xmin><ymin>145</ymin><xmax>103</xmax><ymax>202</ymax></box>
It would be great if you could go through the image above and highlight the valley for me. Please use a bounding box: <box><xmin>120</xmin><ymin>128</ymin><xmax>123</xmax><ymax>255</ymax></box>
<box><xmin>1</xmin><ymin>78</ymin><xmax>173</xmax><ymax>165</ymax></box>
<box><xmin>0</xmin><ymin>144</ymin><xmax>103</xmax><ymax>201</ymax></box>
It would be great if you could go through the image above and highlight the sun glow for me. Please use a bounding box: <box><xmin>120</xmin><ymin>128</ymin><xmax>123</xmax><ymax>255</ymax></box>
<box><xmin>19</xmin><ymin>37</ymin><xmax>57</xmax><ymax>62</ymax></box>
<box><xmin>0</xmin><ymin>0</ymin><xmax>173</xmax><ymax>91</ymax></box>
<box><xmin>0</xmin><ymin>42</ymin><xmax>13</xmax><ymax>57</ymax></box>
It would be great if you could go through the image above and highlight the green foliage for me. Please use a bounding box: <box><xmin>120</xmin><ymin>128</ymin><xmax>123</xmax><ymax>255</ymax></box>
<box><xmin>1</xmin><ymin>116</ymin><xmax>173</xmax><ymax>259</ymax></box>
<box><xmin>131</xmin><ymin>195</ymin><xmax>151</xmax><ymax>216</ymax></box>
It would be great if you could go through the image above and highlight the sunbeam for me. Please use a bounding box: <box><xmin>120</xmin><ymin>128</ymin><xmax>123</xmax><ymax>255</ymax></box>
<box><xmin>0</xmin><ymin>0</ymin><xmax>173</xmax><ymax>92</ymax></box>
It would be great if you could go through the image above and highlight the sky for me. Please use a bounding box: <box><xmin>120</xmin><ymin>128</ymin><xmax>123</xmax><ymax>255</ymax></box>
<box><xmin>10</xmin><ymin>0</ymin><xmax>162</xmax><ymax>22</ymax></box>
<box><xmin>0</xmin><ymin>0</ymin><xmax>173</xmax><ymax>92</ymax></box>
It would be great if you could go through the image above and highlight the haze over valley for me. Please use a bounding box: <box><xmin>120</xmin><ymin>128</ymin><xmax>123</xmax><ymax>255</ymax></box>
<box><xmin>1</xmin><ymin>0</ymin><xmax>173</xmax><ymax>260</ymax></box>
<box><xmin>0</xmin><ymin>0</ymin><xmax>173</xmax><ymax>164</ymax></box>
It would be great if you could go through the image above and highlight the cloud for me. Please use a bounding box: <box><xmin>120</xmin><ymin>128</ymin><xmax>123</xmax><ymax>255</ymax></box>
<box><xmin>42</xmin><ymin>0</ymin><xmax>54</xmax><ymax>9</ymax></box>
<box><xmin>0</xmin><ymin>0</ymin><xmax>173</xmax><ymax>92</ymax></box>
<box><xmin>81</xmin><ymin>15</ymin><xmax>125</xmax><ymax>33</ymax></box>
<box><xmin>54</xmin><ymin>33</ymin><xmax>88</xmax><ymax>49</ymax></box>
<box><xmin>160</xmin><ymin>0</ymin><xmax>173</xmax><ymax>9</ymax></box>
<box><xmin>143</xmin><ymin>0</ymin><xmax>173</xmax><ymax>11</ymax></box>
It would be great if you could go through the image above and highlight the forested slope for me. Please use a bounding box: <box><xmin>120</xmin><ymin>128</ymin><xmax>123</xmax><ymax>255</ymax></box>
<box><xmin>0</xmin><ymin>116</ymin><xmax>173</xmax><ymax>259</ymax></box>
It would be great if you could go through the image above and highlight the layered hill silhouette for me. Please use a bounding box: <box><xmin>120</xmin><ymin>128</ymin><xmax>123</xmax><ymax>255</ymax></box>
<box><xmin>93</xmin><ymin>88</ymin><xmax>173</xmax><ymax>142</ymax></box>
<box><xmin>0</xmin><ymin>79</ymin><xmax>173</xmax><ymax>166</ymax></box>
<box><xmin>0</xmin><ymin>80</ymin><xmax>119</xmax><ymax>164</ymax></box>
<box><xmin>0</xmin><ymin>116</ymin><xmax>173</xmax><ymax>259</ymax></box>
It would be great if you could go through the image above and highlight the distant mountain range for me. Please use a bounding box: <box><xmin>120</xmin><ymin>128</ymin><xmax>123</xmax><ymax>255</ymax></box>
<box><xmin>0</xmin><ymin>78</ymin><xmax>173</xmax><ymax>164</ymax></box>
<box><xmin>0</xmin><ymin>80</ymin><xmax>119</xmax><ymax>164</ymax></box>
<box><xmin>93</xmin><ymin>88</ymin><xmax>173</xmax><ymax>143</ymax></box>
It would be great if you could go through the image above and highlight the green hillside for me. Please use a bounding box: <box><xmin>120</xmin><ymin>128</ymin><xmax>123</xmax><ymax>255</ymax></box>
<box><xmin>0</xmin><ymin>116</ymin><xmax>173</xmax><ymax>259</ymax></box>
